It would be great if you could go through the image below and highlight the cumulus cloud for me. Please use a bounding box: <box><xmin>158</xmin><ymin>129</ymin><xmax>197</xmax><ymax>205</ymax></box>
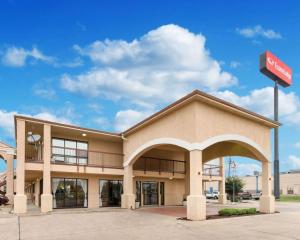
<box><xmin>236</xmin><ymin>25</ymin><xmax>282</xmax><ymax>39</ymax></box>
<box><xmin>62</xmin><ymin>24</ymin><xmax>237</xmax><ymax>108</ymax></box>
<box><xmin>114</xmin><ymin>109</ymin><xmax>153</xmax><ymax>132</ymax></box>
<box><xmin>2</xmin><ymin>46</ymin><xmax>54</xmax><ymax>67</ymax></box>
<box><xmin>212</xmin><ymin>87</ymin><xmax>300</xmax><ymax>119</ymax></box>
<box><xmin>287</xmin><ymin>155</ymin><xmax>300</xmax><ymax>169</ymax></box>
<box><xmin>0</xmin><ymin>109</ymin><xmax>71</xmax><ymax>139</ymax></box>
<box><xmin>234</xmin><ymin>162</ymin><xmax>261</xmax><ymax>176</ymax></box>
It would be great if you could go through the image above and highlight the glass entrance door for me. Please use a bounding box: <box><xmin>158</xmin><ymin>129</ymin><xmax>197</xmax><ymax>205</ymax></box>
<box><xmin>52</xmin><ymin>178</ymin><xmax>88</xmax><ymax>208</ymax></box>
<box><xmin>160</xmin><ymin>182</ymin><xmax>165</xmax><ymax>206</ymax></box>
<box><xmin>143</xmin><ymin>182</ymin><xmax>158</xmax><ymax>205</ymax></box>
<box><xmin>99</xmin><ymin>180</ymin><xmax>123</xmax><ymax>207</ymax></box>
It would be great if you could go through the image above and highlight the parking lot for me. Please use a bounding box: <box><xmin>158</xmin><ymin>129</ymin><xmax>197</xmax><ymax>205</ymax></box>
<box><xmin>1</xmin><ymin>201</ymin><xmax>300</xmax><ymax>240</ymax></box>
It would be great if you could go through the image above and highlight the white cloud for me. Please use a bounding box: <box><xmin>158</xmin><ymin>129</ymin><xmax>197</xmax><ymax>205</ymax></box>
<box><xmin>62</xmin><ymin>24</ymin><xmax>237</xmax><ymax>108</ymax></box>
<box><xmin>212</xmin><ymin>87</ymin><xmax>299</xmax><ymax>119</ymax></box>
<box><xmin>234</xmin><ymin>162</ymin><xmax>261</xmax><ymax>176</ymax></box>
<box><xmin>2</xmin><ymin>46</ymin><xmax>54</xmax><ymax>67</ymax></box>
<box><xmin>236</xmin><ymin>25</ymin><xmax>282</xmax><ymax>39</ymax></box>
<box><xmin>230</xmin><ymin>61</ymin><xmax>241</xmax><ymax>69</ymax></box>
<box><xmin>287</xmin><ymin>155</ymin><xmax>300</xmax><ymax>169</ymax></box>
<box><xmin>114</xmin><ymin>109</ymin><xmax>152</xmax><ymax>132</ymax></box>
<box><xmin>33</xmin><ymin>86</ymin><xmax>56</xmax><ymax>100</ymax></box>
<box><xmin>0</xmin><ymin>109</ymin><xmax>71</xmax><ymax>139</ymax></box>
<box><xmin>294</xmin><ymin>142</ymin><xmax>300</xmax><ymax>149</ymax></box>
<box><xmin>93</xmin><ymin>117</ymin><xmax>110</xmax><ymax>129</ymax></box>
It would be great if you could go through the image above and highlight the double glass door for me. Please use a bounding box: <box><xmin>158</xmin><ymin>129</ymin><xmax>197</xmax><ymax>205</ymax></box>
<box><xmin>143</xmin><ymin>182</ymin><xmax>159</xmax><ymax>205</ymax></box>
<box><xmin>99</xmin><ymin>180</ymin><xmax>123</xmax><ymax>207</ymax></box>
<box><xmin>52</xmin><ymin>178</ymin><xmax>88</xmax><ymax>208</ymax></box>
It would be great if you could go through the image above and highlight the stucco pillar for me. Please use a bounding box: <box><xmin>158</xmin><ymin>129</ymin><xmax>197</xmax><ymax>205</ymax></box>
<box><xmin>34</xmin><ymin>179</ymin><xmax>40</xmax><ymax>206</ymax></box>
<box><xmin>14</xmin><ymin>119</ymin><xmax>27</xmax><ymax>214</ymax></box>
<box><xmin>218</xmin><ymin>157</ymin><xmax>227</xmax><ymax>204</ymax></box>
<box><xmin>121</xmin><ymin>165</ymin><xmax>135</xmax><ymax>209</ymax></box>
<box><xmin>259</xmin><ymin>161</ymin><xmax>275</xmax><ymax>213</ymax></box>
<box><xmin>41</xmin><ymin>124</ymin><xmax>53</xmax><ymax>213</ymax></box>
<box><xmin>187</xmin><ymin>150</ymin><xmax>206</xmax><ymax>221</ymax></box>
<box><xmin>6</xmin><ymin>154</ymin><xmax>14</xmax><ymax>204</ymax></box>
<box><xmin>184</xmin><ymin>151</ymin><xmax>190</xmax><ymax>199</ymax></box>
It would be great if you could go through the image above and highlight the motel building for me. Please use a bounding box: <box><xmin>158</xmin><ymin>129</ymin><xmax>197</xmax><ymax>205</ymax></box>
<box><xmin>1</xmin><ymin>90</ymin><xmax>277</xmax><ymax>220</ymax></box>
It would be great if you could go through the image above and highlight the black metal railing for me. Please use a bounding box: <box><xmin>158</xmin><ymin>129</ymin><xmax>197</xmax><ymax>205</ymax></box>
<box><xmin>203</xmin><ymin>164</ymin><xmax>221</xmax><ymax>176</ymax></box>
<box><xmin>133</xmin><ymin>156</ymin><xmax>185</xmax><ymax>175</ymax></box>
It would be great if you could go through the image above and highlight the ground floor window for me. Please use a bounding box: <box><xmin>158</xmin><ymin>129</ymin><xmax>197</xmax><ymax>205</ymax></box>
<box><xmin>99</xmin><ymin>180</ymin><xmax>123</xmax><ymax>207</ymax></box>
<box><xmin>52</xmin><ymin>178</ymin><xmax>88</xmax><ymax>208</ymax></box>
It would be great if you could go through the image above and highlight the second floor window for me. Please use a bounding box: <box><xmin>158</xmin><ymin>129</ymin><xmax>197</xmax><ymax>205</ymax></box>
<box><xmin>52</xmin><ymin>138</ymin><xmax>88</xmax><ymax>165</ymax></box>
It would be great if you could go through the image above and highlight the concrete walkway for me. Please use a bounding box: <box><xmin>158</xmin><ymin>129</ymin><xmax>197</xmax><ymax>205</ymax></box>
<box><xmin>1</xmin><ymin>201</ymin><xmax>300</xmax><ymax>240</ymax></box>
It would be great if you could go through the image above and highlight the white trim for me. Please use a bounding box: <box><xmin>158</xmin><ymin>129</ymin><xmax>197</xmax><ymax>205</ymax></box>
<box><xmin>124</xmin><ymin>138</ymin><xmax>193</xmax><ymax>167</ymax></box>
<box><xmin>124</xmin><ymin>134</ymin><xmax>270</xmax><ymax>167</ymax></box>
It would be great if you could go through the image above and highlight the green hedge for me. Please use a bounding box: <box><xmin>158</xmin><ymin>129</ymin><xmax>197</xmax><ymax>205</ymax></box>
<box><xmin>218</xmin><ymin>208</ymin><xmax>257</xmax><ymax>216</ymax></box>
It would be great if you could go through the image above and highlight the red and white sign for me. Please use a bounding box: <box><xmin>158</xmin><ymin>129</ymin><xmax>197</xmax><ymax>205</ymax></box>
<box><xmin>260</xmin><ymin>51</ymin><xmax>292</xmax><ymax>87</ymax></box>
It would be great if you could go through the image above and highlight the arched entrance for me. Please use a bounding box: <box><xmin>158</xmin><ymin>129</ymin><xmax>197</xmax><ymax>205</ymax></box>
<box><xmin>122</xmin><ymin>135</ymin><xmax>275</xmax><ymax>221</ymax></box>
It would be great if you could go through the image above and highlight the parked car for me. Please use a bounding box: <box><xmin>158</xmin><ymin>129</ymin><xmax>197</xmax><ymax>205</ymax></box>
<box><xmin>252</xmin><ymin>192</ymin><xmax>262</xmax><ymax>200</ymax></box>
<box><xmin>205</xmin><ymin>191</ymin><xmax>219</xmax><ymax>199</ymax></box>
<box><xmin>238</xmin><ymin>191</ymin><xmax>252</xmax><ymax>200</ymax></box>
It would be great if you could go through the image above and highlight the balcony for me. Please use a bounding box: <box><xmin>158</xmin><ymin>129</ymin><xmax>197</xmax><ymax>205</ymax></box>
<box><xmin>133</xmin><ymin>156</ymin><xmax>185</xmax><ymax>174</ymax></box>
<box><xmin>203</xmin><ymin>164</ymin><xmax>221</xmax><ymax>176</ymax></box>
<box><xmin>25</xmin><ymin>146</ymin><xmax>124</xmax><ymax>169</ymax></box>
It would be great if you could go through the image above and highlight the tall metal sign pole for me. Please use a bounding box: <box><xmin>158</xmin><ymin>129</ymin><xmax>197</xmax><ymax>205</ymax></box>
<box><xmin>274</xmin><ymin>80</ymin><xmax>280</xmax><ymax>199</ymax></box>
<box><xmin>260</xmin><ymin>51</ymin><xmax>292</xmax><ymax>200</ymax></box>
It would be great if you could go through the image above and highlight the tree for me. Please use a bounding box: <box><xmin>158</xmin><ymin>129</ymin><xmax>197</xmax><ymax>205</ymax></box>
<box><xmin>225</xmin><ymin>176</ymin><xmax>245</xmax><ymax>201</ymax></box>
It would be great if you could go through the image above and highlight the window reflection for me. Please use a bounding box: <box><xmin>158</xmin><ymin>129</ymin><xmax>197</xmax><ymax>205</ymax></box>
<box><xmin>52</xmin><ymin>178</ymin><xmax>88</xmax><ymax>208</ymax></box>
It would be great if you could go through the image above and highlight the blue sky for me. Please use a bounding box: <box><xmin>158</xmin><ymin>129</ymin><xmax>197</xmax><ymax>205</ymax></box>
<box><xmin>1</xmin><ymin>0</ymin><xmax>300</xmax><ymax>175</ymax></box>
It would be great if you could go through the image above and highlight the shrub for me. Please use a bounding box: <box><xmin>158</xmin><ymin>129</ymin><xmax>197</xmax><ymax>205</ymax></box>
<box><xmin>218</xmin><ymin>208</ymin><xmax>257</xmax><ymax>216</ymax></box>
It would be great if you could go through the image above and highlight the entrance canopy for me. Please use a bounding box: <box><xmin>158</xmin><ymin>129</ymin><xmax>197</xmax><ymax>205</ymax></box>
<box><xmin>122</xmin><ymin>90</ymin><xmax>279</xmax><ymax>167</ymax></box>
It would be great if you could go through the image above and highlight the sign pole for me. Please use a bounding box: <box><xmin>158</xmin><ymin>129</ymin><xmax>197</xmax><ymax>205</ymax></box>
<box><xmin>274</xmin><ymin>80</ymin><xmax>280</xmax><ymax>199</ymax></box>
<box><xmin>260</xmin><ymin>51</ymin><xmax>292</xmax><ymax>200</ymax></box>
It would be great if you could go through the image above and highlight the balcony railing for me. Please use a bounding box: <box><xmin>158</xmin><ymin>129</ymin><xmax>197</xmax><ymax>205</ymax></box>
<box><xmin>203</xmin><ymin>164</ymin><xmax>221</xmax><ymax>176</ymax></box>
<box><xmin>25</xmin><ymin>146</ymin><xmax>124</xmax><ymax>169</ymax></box>
<box><xmin>133</xmin><ymin>156</ymin><xmax>185</xmax><ymax>174</ymax></box>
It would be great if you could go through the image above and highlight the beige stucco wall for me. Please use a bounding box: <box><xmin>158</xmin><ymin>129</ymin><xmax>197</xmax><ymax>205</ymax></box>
<box><xmin>243</xmin><ymin>172</ymin><xmax>300</xmax><ymax>195</ymax></box>
<box><xmin>124</xmin><ymin>102</ymin><xmax>198</xmax><ymax>159</ymax></box>
<box><xmin>123</xmin><ymin>100</ymin><xmax>272</xmax><ymax>165</ymax></box>
<box><xmin>194</xmin><ymin>101</ymin><xmax>271</xmax><ymax>151</ymax></box>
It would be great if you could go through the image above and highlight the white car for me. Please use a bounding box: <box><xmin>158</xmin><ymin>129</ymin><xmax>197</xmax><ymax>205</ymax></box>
<box><xmin>205</xmin><ymin>191</ymin><xmax>219</xmax><ymax>199</ymax></box>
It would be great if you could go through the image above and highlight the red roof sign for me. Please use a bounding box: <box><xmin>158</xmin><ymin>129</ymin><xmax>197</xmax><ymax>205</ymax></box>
<box><xmin>260</xmin><ymin>51</ymin><xmax>292</xmax><ymax>87</ymax></box>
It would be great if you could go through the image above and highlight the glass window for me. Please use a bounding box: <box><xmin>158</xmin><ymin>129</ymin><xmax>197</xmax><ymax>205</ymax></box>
<box><xmin>65</xmin><ymin>140</ymin><xmax>76</xmax><ymax>149</ymax></box>
<box><xmin>52</xmin><ymin>138</ymin><xmax>88</xmax><ymax>165</ymax></box>
<box><xmin>52</xmin><ymin>178</ymin><xmax>88</xmax><ymax>208</ymax></box>
<box><xmin>52</xmin><ymin>139</ymin><xmax>64</xmax><ymax>147</ymax></box>
<box><xmin>77</xmin><ymin>142</ymin><xmax>88</xmax><ymax>150</ymax></box>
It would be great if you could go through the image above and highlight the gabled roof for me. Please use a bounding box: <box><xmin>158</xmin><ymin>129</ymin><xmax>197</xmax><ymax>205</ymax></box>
<box><xmin>14</xmin><ymin>89</ymin><xmax>280</xmax><ymax>139</ymax></box>
<box><xmin>122</xmin><ymin>90</ymin><xmax>280</xmax><ymax>136</ymax></box>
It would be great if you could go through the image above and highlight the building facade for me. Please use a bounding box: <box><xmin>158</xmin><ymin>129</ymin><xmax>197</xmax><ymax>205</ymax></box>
<box><xmin>9</xmin><ymin>90</ymin><xmax>277</xmax><ymax>220</ymax></box>
<box><xmin>243</xmin><ymin>170</ymin><xmax>300</xmax><ymax>195</ymax></box>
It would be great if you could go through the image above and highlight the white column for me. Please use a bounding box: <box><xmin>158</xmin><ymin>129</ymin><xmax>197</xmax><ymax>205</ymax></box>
<box><xmin>6</xmin><ymin>155</ymin><xmax>14</xmax><ymax>204</ymax></box>
<box><xmin>41</xmin><ymin>124</ymin><xmax>53</xmax><ymax>213</ymax></box>
<box><xmin>34</xmin><ymin>179</ymin><xmax>40</xmax><ymax>206</ymax></box>
<box><xmin>259</xmin><ymin>161</ymin><xmax>275</xmax><ymax>213</ymax></box>
<box><xmin>121</xmin><ymin>165</ymin><xmax>135</xmax><ymax>209</ymax></box>
<box><xmin>187</xmin><ymin>150</ymin><xmax>206</xmax><ymax>220</ymax></box>
<box><xmin>14</xmin><ymin>119</ymin><xmax>27</xmax><ymax>214</ymax></box>
<box><xmin>218</xmin><ymin>157</ymin><xmax>227</xmax><ymax>204</ymax></box>
<box><xmin>184</xmin><ymin>151</ymin><xmax>190</xmax><ymax>199</ymax></box>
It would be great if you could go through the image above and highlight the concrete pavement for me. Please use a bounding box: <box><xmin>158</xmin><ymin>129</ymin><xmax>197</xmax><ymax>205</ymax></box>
<box><xmin>1</xmin><ymin>201</ymin><xmax>300</xmax><ymax>240</ymax></box>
